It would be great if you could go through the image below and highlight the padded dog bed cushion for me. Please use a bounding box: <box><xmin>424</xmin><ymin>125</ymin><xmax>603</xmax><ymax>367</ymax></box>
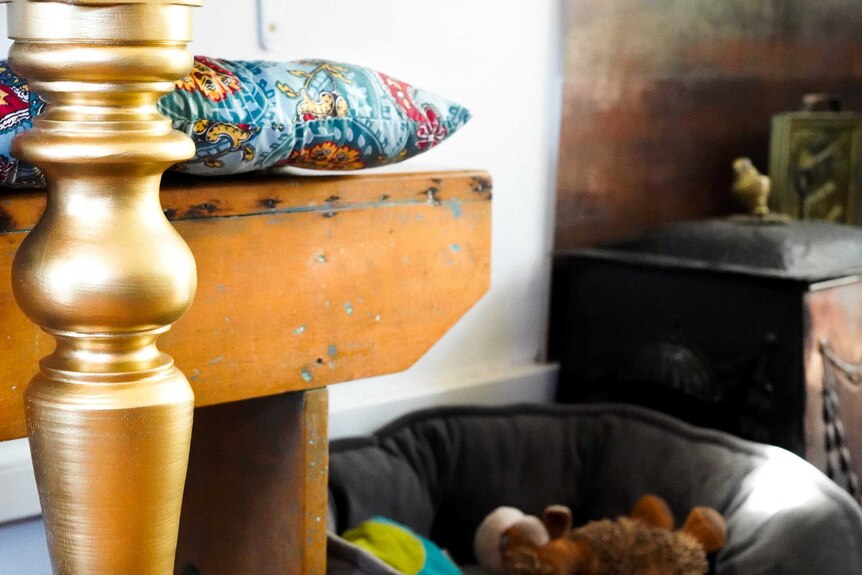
<box><xmin>328</xmin><ymin>403</ymin><xmax>862</xmax><ymax>573</ymax></box>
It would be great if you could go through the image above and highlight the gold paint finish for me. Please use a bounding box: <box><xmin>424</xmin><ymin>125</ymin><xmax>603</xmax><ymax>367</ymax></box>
<box><xmin>6</xmin><ymin>0</ymin><xmax>199</xmax><ymax>572</ymax></box>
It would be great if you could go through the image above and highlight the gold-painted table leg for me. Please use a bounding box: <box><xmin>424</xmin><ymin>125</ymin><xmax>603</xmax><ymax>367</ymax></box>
<box><xmin>5</xmin><ymin>1</ymin><xmax>201</xmax><ymax>572</ymax></box>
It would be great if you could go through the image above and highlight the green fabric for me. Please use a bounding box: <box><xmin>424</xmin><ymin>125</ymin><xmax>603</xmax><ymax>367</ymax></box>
<box><xmin>343</xmin><ymin>520</ymin><xmax>425</xmax><ymax>575</ymax></box>
<box><xmin>342</xmin><ymin>517</ymin><xmax>462</xmax><ymax>575</ymax></box>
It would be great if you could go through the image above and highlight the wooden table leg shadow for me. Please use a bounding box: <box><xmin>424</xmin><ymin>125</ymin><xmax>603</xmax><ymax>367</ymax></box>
<box><xmin>176</xmin><ymin>389</ymin><xmax>329</xmax><ymax>575</ymax></box>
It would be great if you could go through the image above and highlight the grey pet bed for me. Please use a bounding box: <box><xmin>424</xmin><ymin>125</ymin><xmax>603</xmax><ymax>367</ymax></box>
<box><xmin>327</xmin><ymin>403</ymin><xmax>862</xmax><ymax>574</ymax></box>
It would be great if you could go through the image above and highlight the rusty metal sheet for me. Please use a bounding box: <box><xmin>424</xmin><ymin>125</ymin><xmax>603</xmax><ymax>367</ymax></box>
<box><xmin>557</xmin><ymin>0</ymin><xmax>862</xmax><ymax>248</ymax></box>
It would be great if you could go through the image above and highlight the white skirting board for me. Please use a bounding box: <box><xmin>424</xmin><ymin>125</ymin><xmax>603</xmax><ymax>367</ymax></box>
<box><xmin>328</xmin><ymin>362</ymin><xmax>560</xmax><ymax>439</ymax></box>
<box><xmin>0</xmin><ymin>362</ymin><xmax>559</xmax><ymax>526</ymax></box>
<box><xmin>0</xmin><ymin>438</ymin><xmax>40</xmax><ymax>525</ymax></box>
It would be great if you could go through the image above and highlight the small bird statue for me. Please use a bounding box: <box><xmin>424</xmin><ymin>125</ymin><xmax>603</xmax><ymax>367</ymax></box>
<box><xmin>731</xmin><ymin>157</ymin><xmax>771</xmax><ymax>217</ymax></box>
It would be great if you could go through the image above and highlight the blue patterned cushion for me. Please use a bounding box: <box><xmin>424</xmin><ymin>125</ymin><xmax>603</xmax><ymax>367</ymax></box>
<box><xmin>0</xmin><ymin>58</ymin><xmax>471</xmax><ymax>187</ymax></box>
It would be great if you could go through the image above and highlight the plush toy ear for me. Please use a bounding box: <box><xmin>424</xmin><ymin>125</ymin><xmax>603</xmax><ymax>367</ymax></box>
<box><xmin>681</xmin><ymin>506</ymin><xmax>727</xmax><ymax>554</ymax></box>
<box><xmin>542</xmin><ymin>505</ymin><xmax>573</xmax><ymax>539</ymax></box>
<box><xmin>630</xmin><ymin>494</ymin><xmax>675</xmax><ymax>530</ymax></box>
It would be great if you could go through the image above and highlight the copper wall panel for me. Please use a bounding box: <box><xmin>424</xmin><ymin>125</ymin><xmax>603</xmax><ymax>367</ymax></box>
<box><xmin>557</xmin><ymin>0</ymin><xmax>862</xmax><ymax>248</ymax></box>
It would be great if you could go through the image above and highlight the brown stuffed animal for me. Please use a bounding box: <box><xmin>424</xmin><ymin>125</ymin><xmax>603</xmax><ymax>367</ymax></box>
<box><xmin>475</xmin><ymin>495</ymin><xmax>726</xmax><ymax>575</ymax></box>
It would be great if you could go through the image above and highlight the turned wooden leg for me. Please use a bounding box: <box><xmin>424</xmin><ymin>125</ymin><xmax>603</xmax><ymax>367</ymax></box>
<box><xmin>6</xmin><ymin>1</ymin><xmax>201</xmax><ymax>573</ymax></box>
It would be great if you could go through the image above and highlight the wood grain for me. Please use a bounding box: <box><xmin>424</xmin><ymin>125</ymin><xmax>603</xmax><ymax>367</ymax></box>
<box><xmin>0</xmin><ymin>170</ymin><xmax>492</xmax><ymax>440</ymax></box>
<box><xmin>175</xmin><ymin>388</ymin><xmax>329</xmax><ymax>575</ymax></box>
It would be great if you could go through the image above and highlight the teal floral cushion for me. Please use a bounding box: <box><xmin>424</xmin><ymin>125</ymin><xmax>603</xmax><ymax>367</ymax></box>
<box><xmin>0</xmin><ymin>57</ymin><xmax>471</xmax><ymax>187</ymax></box>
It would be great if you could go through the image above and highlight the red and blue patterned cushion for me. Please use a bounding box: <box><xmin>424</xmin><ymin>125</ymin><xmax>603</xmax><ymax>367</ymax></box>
<box><xmin>0</xmin><ymin>57</ymin><xmax>471</xmax><ymax>187</ymax></box>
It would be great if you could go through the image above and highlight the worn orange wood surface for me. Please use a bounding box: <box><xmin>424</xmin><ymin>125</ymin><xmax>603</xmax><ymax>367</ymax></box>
<box><xmin>176</xmin><ymin>388</ymin><xmax>328</xmax><ymax>575</ymax></box>
<box><xmin>0</xmin><ymin>170</ymin><xmax>492</xmax><ymax>440</ymax></box>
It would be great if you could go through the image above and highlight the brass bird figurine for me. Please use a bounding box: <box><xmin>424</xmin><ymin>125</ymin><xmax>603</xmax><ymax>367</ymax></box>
<box><xmin>732</xmin><ymin>157</ymin><xmax>771</xmax><ymax>217</ymax></box>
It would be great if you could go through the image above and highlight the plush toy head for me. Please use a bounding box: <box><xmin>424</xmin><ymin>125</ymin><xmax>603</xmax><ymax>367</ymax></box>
<box><xmin>474</xmin><ymin>495</ymin><xmax>726</xmax><ymax>575</ymax></box>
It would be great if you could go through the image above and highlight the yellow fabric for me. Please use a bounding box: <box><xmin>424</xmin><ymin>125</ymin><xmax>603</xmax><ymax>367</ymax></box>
<box><xmin>343</xmin><ymin>520</ymin><xmax>426</xmax><ymax>575</ymax></box>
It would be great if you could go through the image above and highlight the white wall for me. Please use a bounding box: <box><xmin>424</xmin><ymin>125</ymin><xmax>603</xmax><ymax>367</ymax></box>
<box><xmin>0</xmin><ymin>0</ymin><xmax>563</xmax><ymax>539</ymax></box>
<box><xmin>185</xmin><ymin>1</ymin><xmax>564</xmax><ymax>416</ymax></box>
